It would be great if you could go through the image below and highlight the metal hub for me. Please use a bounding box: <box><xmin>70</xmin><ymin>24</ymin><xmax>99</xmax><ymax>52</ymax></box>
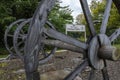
<box><xmin>88</xmin><ymin>34</ymin><xmax>111</xmax><ymax>70</ymax></box>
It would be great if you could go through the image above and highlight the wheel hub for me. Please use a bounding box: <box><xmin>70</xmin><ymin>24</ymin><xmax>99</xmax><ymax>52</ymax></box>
<box><xmin>88</xmin><ymin>34</ymin><xmax>117</xmax><ymax>70</ymax></box>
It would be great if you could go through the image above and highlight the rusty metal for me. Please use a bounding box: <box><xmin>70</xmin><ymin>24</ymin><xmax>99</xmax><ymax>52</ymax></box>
<box><xmin>4</xmin><ymin>0</ymin><xmax>120</xmax><ymax>80</ymax></box>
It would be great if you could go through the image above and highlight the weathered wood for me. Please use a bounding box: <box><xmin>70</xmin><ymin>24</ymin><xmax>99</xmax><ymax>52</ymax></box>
<box><xmin>79</xmin><ymin>0</ymin><xmax>96</xmax><ymax>36</ymax></box>
<box><xmin>4</xmin><ymin>19</ymin><xmax>26</xmax><ymax>55</ymax></box>
<box><xmin>42</xmin><ymin>40</ymin><xmax>85</xmax><ymax>53</ymax></box>
<box><xmin>88</xmin><ymin>69</ymin><xmax>96</xmax><ymax>80</ymax></box>
<box><xmin>64</xmin><ymin>59</ymin><xmax>88</xmax><ymax>80</ymax></box>
<box><xmin>109</xmin><ymin>28</ymin><xmax>120</xmax><ymax>42</ymax></box>
<box><xmin>100</xmin><ymin>0</ymin><xmax>112</xmax><ymax>34</ymax></box>
<box><xmin>44</xmin><ymin>28</ymin><xmax>88</xmax><ymax>49</ymax></box>
<box><xmin>88</xmin><ymin>36</ymin><xmax>104</xmax><ymax>70</ymax></box>
<box><xmin>14</xmin><ymin>19</ymin><xmax>31</xmax><ymax>60</ymax></box>
<box><xmin>24</xmin><ymin>0</ymin><xmax>56</xmax><ymax>80</ymax></box>
<box><xmin>98</xmin><ymin>46</ymin><xmax>120</xmax><ymax>61</ymax></box>
<box><xmin>102</xmin><ymin>61</ymin><xmax>109</xmax><ymax>80</ymax></box>
<box><xmin>113</xmin><ymin>0</ymin><xmax>120</xmax><ymax>13</ymax></box>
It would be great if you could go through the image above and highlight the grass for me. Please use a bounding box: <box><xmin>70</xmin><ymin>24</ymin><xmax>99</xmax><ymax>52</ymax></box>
<box><xmin>113</xmin><ymin>44</ymin><xmax>120</xmax><ymax>48</ymax></box>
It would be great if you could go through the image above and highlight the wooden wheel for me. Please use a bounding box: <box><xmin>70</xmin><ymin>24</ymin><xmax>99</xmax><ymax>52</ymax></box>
<box><xmin>13</xmin><ymin>19</ymin><xmax>31</xmax><ymax>60</ymax></box>
<box><xmin>64</xmin><ymin>0</ymin><xmax>120</xmax><ymax>80</ymax></box>
<box><xmin>65</xmin><ymin>0</ymin><xmax>120</xmax><ymax>80</ymax></box>
<box><xmin>13</xmin><ymin>18</ymin><xmax>57</xmax><ymax>62</ymax></box>
<box><xmin>4</xmin><ymin>19</ymin><xmax>25</xmax><ymax>58</ymax></box>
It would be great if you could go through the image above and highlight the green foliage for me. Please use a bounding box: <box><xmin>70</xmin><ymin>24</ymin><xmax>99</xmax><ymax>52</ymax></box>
<box><xmin>0</xmin><ymin>0</ymin><xmax>73</xmax><ymax>53</ymax></box>
<box><xmin>76</xmin><ymin>0</ymin><xmax>120</xmax><ymax>37</ymax></box>
<box><xmin>49</xmin><ymin>1</ymin><xmax>73</xmax><ymax>33</ymax></box>
<box><xmin>90</xmin><ymin>0</ymin><xmax>120</xmax><ymax>35</ymax></box>
<box><xmin>0</xmin><ymin>0</ymin><xmax>39</xmax><ymax>48</ymax></box>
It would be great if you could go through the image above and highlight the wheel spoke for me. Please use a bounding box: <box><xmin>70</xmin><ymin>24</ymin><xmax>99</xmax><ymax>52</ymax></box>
<box><xmin>64</xmin><ymin>59</ymin><xmax>88</xmax><ymax>80</ymax></box>
<box><xmin>109</xmin><ymin>28</ymin><xmax>120</xmax><ymax>42</ymax></box>
<box><xmin>88</xmin><ymin>69</ymin><xmax>96</xmax><ymax>80</ymax></box>
<box><xmin>20</xmin><ymin>29</ymin><xmax>25</xmax><ymax>34</ymax></box>
<box><xmin>39</xmin><ymin>47</ymin><xmax>57</xmax><ymax>65</ymax></box>
<box><xmin>101</xmin><ymin>60</ymin><xmax>109</xmax><ymax>80</ymax></box>
<box><xmin>18</xmin><ymin>34</ymin><xmax>26</xmax><ymax>39</ymax></box>
<box><xmin>44</xmin><ymin>28</ymin><xmax>88</xmax><ymax>49</ymax></box>
<box><xmin>17</xmin><ymin>41</ymin><xmax>24</xmax><ymax>46</ymax></box>
<box><xmin>10</xmin><ymin>46</ymin><xmax>14</xmax><ymax>50</ymax></box>
<box><xmin>20</xmin><ymin>47</ymin><xmax>24</xmax><ymax>52</ymax></box>
<box><xmin>102</xmin><ymin>67</ymin><xmax>109</xmax><ymax>80</ymax></box>
<box><xmin>7</xmin><ymin>34</ymin><xmax>14</xmax><ymax>37</ymax></box>
<box><xmin>100</xmin><ymin>0</ymin><xmax>112</xmax><ymax>34</ymax></box>
<box><xmin>79</xmin><ymin>0</ymin><xmax>96</xmax><ymax>36</ymax></box>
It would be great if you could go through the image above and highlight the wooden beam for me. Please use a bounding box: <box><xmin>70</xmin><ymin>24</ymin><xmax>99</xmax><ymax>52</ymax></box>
<box><xmin>43</xmin><ymin>28</ymin><xmax>88</xmax><ymax>49</ymax></box>
<box><xmin>42</xmin><ymin>40</ymin><xmax>85</xmax><ymax>54</ymax></box>
<box><xmin>98</xmin><ymin>46</ymin><xmax>120</xmax><ymax>61</ymax></box>
<box><xmin>109</xmin><ymin>28</ymin><xmax>120</xmax><ymax>42</ymax></box>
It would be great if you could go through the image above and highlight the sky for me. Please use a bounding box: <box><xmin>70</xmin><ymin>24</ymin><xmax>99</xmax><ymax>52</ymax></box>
<box><xmin>60</xmin><ymin>0</ymin><xmax>93</xmax><ymax>23</ymax></box>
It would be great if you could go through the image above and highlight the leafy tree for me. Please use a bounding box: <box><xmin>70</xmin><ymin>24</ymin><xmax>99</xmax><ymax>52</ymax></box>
<box><xmin>76</xmin><ymin>14</ymin><xmax>86</xmax><ymax>25</ymax></box>
<box><xmin>49</xmin><ymin>1</ymin><xmax>73</xmax><ymax>33</ymax></box>
<box><xmin>76</xmin><ymin>0</ymin><xmax>120</xmax><ymax>37</ymax></box>
<box><xmin>90</xmin><ymin>0</ymin><xmax>120</xmax><ymax>35</ymax></box>
<box><xmin>0</xmin><ymin>0</ymin><xmax>73</xmax><ymax>49</ymax></box>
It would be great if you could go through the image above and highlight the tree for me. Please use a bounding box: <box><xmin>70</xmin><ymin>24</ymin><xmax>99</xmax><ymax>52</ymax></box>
<box><xmin>76</xmin><ymin>14</ymin><xmax>86</xmax><ymax>25</ymax></box>
<box><xmin>0</xmin><ymin>0</ymin><xmax>73</xmax><ymax>49</ymax></box>
<box><xmin>48</xmin><ymin>0</ymin><xmax>73</xmax><ymax>33</ymax></box>
<box><xmin>76</xmin><ymin>0</ymin><xmax>120</xmax><ymax>36</ymax></box>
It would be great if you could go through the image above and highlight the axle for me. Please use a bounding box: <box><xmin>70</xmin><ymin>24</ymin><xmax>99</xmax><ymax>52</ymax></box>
<box><xmin>42</xmin><ymin>39</ymin><xmax>120</xmax><ymax>61</ymax></box>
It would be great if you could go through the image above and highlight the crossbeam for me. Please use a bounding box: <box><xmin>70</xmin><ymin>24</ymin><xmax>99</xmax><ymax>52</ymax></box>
<box><xmin>42</xmin><ymin>40</ymin><xmax>85</xmax><ymax>53</ymax></box>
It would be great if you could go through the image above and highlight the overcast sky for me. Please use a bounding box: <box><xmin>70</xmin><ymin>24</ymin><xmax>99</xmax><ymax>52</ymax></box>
<box><xmin>60</xmin><ymin>0</ymin><xmax>92</xmax><ymax>23</ymax></box>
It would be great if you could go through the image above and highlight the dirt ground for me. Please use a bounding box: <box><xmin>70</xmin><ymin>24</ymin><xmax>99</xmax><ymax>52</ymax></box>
<box><xmin>0</xmin><ymin>51</ymin><xmax>120</xmax><ymax>80</ymax></box>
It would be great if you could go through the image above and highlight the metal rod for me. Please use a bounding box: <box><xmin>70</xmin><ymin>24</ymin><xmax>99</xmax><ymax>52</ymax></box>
<box><xmin>79</xmin><ymin>0</ymin><xmax>96</xmax><ymax>36</ymax></box>
<box><xmin>44</xmin><ymin>28</ymin><xmax>88</xmax><ymax>49</ymax></box>
<box><xmin>100</xmin><ymin>0</ymin><xmax>112</xmax><ymax>34</ymax></box>
<box><xmin>64</xmin><ymin>59</ymin><xmax>88</xmax><ymax>80</ymax></box>
<box><xmin>42</xmin><ymin>40</ymin><xmax>85</xmax><ymax>53</ymax></box>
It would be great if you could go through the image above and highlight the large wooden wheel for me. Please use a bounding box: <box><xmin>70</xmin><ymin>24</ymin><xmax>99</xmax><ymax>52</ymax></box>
<box><xmin>14</xmin><ymin>0</ymin><xmax>120</xmax><ymax>80</ymax></box>
<box><xmin>4</xmin><ymin>19</ymin><xmax>26</xmax><ymax>58</ymax></box>
<box><xmin>13</xmin><ymin>18</ymin><xmax>57</xmax><ymax>62</ymax></box>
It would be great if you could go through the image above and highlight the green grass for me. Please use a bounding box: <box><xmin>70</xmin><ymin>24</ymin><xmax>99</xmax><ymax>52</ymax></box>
<box><xmin>113</xmin><ymin>44</ymin><xmax>120</xmax><ymax>48</ymax></box>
